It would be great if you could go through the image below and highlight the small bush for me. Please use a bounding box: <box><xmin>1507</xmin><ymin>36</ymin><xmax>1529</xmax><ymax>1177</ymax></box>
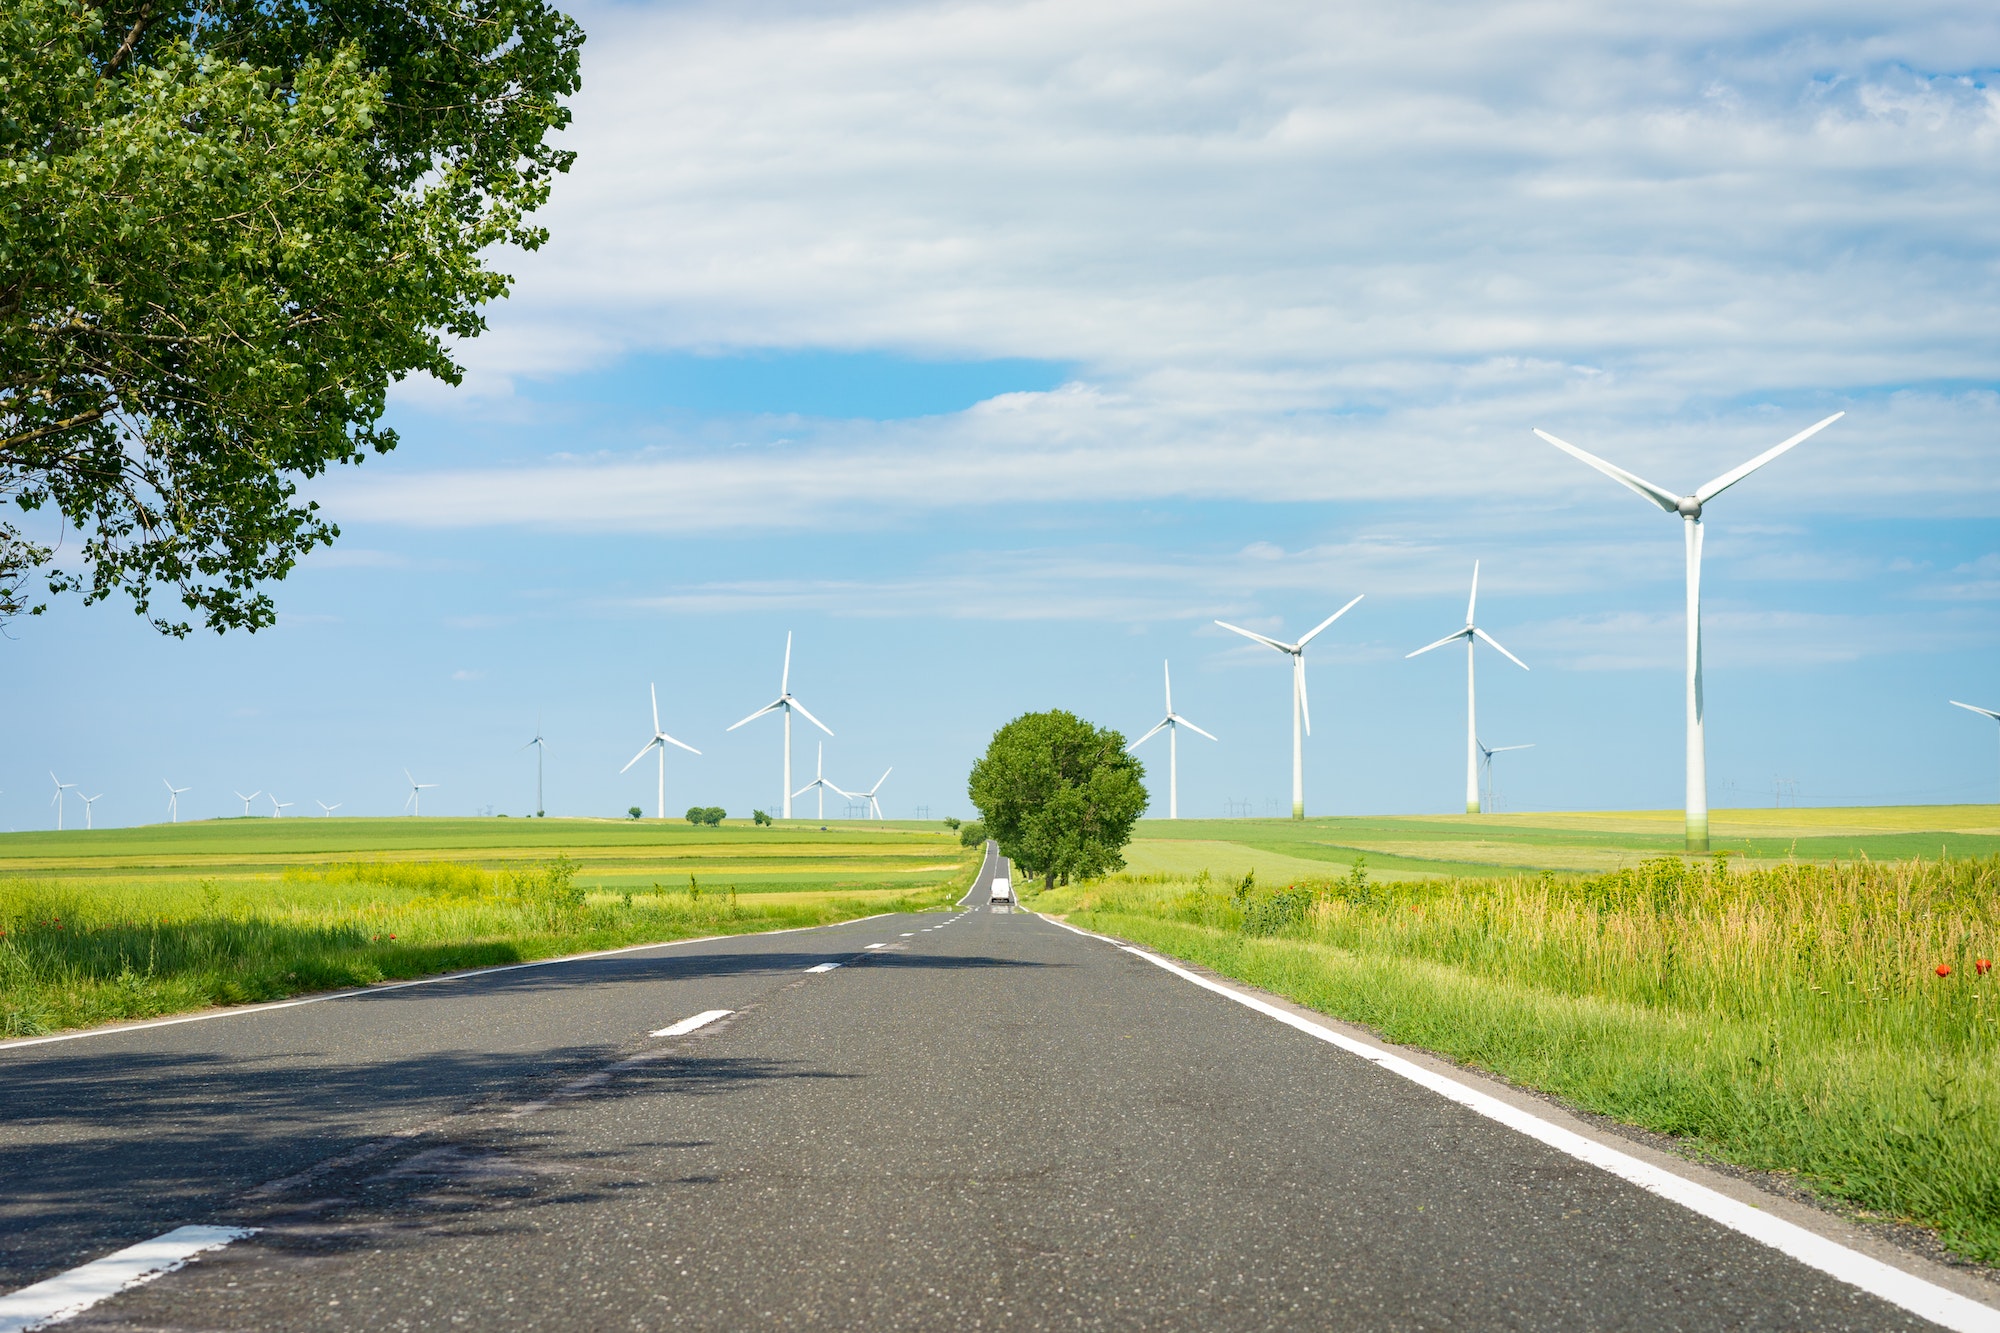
<box><xmin>959</xmin><ymin>820</ymin><xmax>987</xmax><ymax>848</ymax></box>
<box><xmin>942</xmin><ymin>817</ymin><xmax>961</xmax><ymax>830</ymax></box>
<box><xmin>627</xmin><ymin>806</ymin><xmax>642</xmax><ymax>820</ymax></box>
<box><xmin>685</xmin><ymin>806</ymin><xmax>726</xmax><ymax>827</ymax></box>
<box><xmin>752</xmin><ymin>810</ymin><xmax>772</xmax><ymax>826</ymax></box>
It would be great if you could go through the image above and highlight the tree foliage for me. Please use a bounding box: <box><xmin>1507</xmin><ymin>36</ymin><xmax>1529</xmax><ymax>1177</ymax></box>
<box><xmin>0</xmin><ymin>0</ymin><xmax>582</xmax><ymax>632</ymax></box>
<box><xmin>966</xmin><ymin>710</ymin><xmax>1146</xmax><ymax>890</ymax></box>
<box><xmin>684</xmin><ymin>806</ymin><xmax>724</xmax><ymax>827</ymax></box>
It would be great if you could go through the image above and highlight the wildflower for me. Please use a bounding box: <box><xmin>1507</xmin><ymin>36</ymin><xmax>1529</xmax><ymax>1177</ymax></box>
<box><xmin>387</xmin><ymin>934</ymin><xmax>396</xmax><ymax>940</ymax></box>
<box><xmin>1978</xmin><ymin>959</ymin><xmax>1993</xmax><ymax>977</ymax></box>
<box><xmin>1936</xmin><ymin>964</ymin><xmax>1952</xmax><ymax>978</ymax></box>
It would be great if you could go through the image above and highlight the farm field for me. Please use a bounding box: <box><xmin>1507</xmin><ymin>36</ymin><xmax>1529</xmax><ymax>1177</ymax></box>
<box><xmin>1123</xmin><ymin>804</ymin><xmax>2000</xmax><ymax>879</ymax></box>
<box><xmin>0</xmin><ymin>819</ymin><xmax>979</xmax><ymax>1037</ymax></box>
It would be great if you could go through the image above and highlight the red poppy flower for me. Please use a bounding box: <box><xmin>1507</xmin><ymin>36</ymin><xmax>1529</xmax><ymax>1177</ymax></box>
<box><xmin>1936</xmin><ymin>964</ymin><xmax>1952</xmax><ymax>977</ymax></box>
<box><xmin>1978</xmin><ymin>959</ymin><xmax>1993</xmax><ymax>976</ymax></box>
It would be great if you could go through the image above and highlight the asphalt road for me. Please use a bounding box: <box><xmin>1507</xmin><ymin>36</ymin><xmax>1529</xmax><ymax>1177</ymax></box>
<box><xmin>959</xmin><ymin>839</ymin><xmax>1009</xmax><ymax>906</ymax></box>
<box><xmin>2</xmin><ymin>896</ymin><xmax>1989</xmax><ymax>1330</ymax></box>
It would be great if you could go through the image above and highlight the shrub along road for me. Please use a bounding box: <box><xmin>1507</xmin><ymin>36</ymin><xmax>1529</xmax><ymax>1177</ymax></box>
<box><xmin>1</xmin><ymin>867</ymin><xmax>1994</xmax><ymax>1329</ymax></box>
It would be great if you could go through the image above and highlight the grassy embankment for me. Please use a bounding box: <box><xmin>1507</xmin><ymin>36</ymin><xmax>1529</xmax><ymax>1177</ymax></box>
<box><xmin>1038</xmin><ymin>825</ymin><xmax>2000</xmax><ymax>1263</ymax></box>
<box><xmin>0</xmin><ymin>818</ymin><xmax>976</xmax><ymax>1037</ymax></box>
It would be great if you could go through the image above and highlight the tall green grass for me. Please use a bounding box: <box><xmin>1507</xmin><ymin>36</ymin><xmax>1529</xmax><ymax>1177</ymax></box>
<box><xmin>1</xmin><ymin>857</ymin><xmax>954</xmax><ymax>1037</ymax></box>
<box><xmin>1038</xmin><ymin>855</ymin><xmax>2000</xmax><ymax>1263</ymax></box>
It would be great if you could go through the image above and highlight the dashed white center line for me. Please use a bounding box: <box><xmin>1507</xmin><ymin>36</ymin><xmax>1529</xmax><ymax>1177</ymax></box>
<box><xmin>805</xmin><ymin>962</ymin><xmax>842</xmax><ymax>973</ymax></box>
<box><xmin>0</xmin><ymin>1225</ymin><xmax>257</xmax><ymax>1332</ymax></box>
<box><xmin>650</xmin><ymin>1009</ymin><xmax>733</xmax><ymax>1038</ymax></box>
<box><xmin>865</xmin><ymin>943</ymin><xmax>889</xmax><ymax>949</ymax></box>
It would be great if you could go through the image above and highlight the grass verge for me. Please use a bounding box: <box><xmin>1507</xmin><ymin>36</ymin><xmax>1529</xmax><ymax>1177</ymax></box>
<box><xmin>1</xmin><ymin>854</ymin><xmax>961</xmax><ymax>1038</ymax></box>
<box><xmin>1033</xmin><ymin>855</ymin><xmax>2000</xmax><ymax>1265</ymax></box>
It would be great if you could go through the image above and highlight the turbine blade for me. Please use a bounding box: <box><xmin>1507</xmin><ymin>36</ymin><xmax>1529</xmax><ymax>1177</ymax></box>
<box><xmin>651</xmin><ymin>682</ymin><xmax>661</xmax><ymax>735</ymax></box>
<box><xmin>1163</xmin><ymin>660</ymin><xmax>1173</xmax><ymax>714</ymax></box>
<box><xmin>1535</xmin><ymin>428</ymin><xmax>1682</xmax><ymax>513</ymax></box>
<box><xmin>727</xmin><ymin>700</ymin><xmax>784</xmax><ymax>731</ymax></box>
<box><xmin>1492</xmin><ymin>743</ymin><xmax>1535</xmax><ymax>753</ymax></box>
<box><xmin>790</xmin><ymin>697</ymin><xmax>834</xmax><ymax>736</ymax></box>
<box><xmin>659</xmin><ymin>731</ymin><xmax>701</xmax><ymax>755</ymax></box>
<box><xmin>620</xmin><ymin>739</ymin><xmax>659</xmax><ymax>773</ymax></box>
<box><xmin>1405</xmin><ymin>629</ymin><xmax>1469</xmax><ymax>659</ymax></box>
<box><xmin>1297</xmin><ymin>594</ymin><xmax>1365</xmax><ymax>647</ymax></box>
<box><xmin>1694</xmin><ymin>412</ymin><xmax>1843</xmax><ymax>505</ymax></box>
<box><xmin>1176</xmin><ymin>716</ymin><xmax>1219</xmax><ymax>742</ymax></box>
<box><xmin>1951</xmin><ymin>700</ymin><xmax>2000</xmax><ymax>722</ymax></box>
<box><xmin>782</xmin><ymin>631</ymin><xmax>793</xmax><ymax>695</ymax></box>
<box><xmin>1214</xmin><ymin>620</ymin><xmax>1293</xmax><ymax>654</ymax></box>
<box><xmin>1129</xmin><ymin>718</ymin><xmax>1171</xmax><ymax>749</ymax></box>
<box><xmin>1466</xmin><ymin>560</ymin><xmax>1479</xmax><ymax>626</ymax></box>
<box><xmin>1473</xmin><ymin>626</ymin><xmax>1530</xmax><ymax>671</ymax></box>
<box><xmin>872</xmin><ymin>768</ymin><xmax>891</xmax><ymax>793</ymax></box>
<box><xmin>1296</xmin><ymin>656</ymin><xmax>1312</xmax><ymax>737</ymax></box>
<box><xmin>790</xmin><ymin>781</ymin><xmax>814</xmax><ymax>799</ymax></box>
<box><xmin>826</xmin><ymin>782</ymin><xmax>854</xmax><ymax>800</ymax></box>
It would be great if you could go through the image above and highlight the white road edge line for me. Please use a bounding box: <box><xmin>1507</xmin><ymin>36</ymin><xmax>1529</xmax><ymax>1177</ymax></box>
<box><xmin>650</xmin><ymin>1009</ymin><xmax>733</xmax><ymax>1038</ymax></box>
<box><xmin>805</xmin><ymin>962</ymin><xmax>842</xmax><ymax>973</ymax></box>
<box><xmin>1039</xmin><ymin>915</ymin><xmax>2000</xmax><ymax>1333</ymax></box>
<box><xmin>0</xmin><ymin>913</ymin><xmax>906</xmax><ymax>1051</ymax></box>
<box><xmin>0</xmin><ymin>1225</ymin><xmax>257</xmax><ymax>1333</ymax></box>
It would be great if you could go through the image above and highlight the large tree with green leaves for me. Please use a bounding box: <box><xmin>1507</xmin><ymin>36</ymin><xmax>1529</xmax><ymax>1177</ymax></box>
<box><xmin>0</xmin><ymin>0</ymin><xmax>581</xmax><ymax>632</ymax></box>
<box><xmin>967</xmin><ymin>709</ymin><xmax>1147</xmax><ymax>891</ymax></box>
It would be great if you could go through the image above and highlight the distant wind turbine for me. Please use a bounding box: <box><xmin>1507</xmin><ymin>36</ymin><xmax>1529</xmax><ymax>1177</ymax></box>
<box><xmin>1215</xmin><ymin>596</ymin><xmax>1364</xmax><ymax>820</ymax></box>
<box><xmin>1951</xmin><ymin>701</ymin><xmax>2000</xmax><ymax>802</ymax></box>
<box><xmin>1407</xmin><ymin>562</ymin><xmax>1529</xmax><ymax>814</ymax></box>
<box><xmin>621</xmin><ymin>684</ymin><xmax>700</xmax><ymax>819</ymax></box>
<box><xmin>790</xmin><ymin>742</ymin><xmax>848</xmax><ymax>820</ymax></box>
<box><xmin>80</xmin><ymin>792</ymin><xmax>102</xmax><ymax>830</ymax></box>
<box><xmin>1477</xmin><ymin>741</ymin><xmax>1534</xmax><ymax>813</ymax></box>
<box><xmin>316</xmin><ymin>800</ymin><xmax>343</xmax><ymax>817</ymax></box>
<box><xmin>522</xmin><ymin>718</ymin><xmax>547</xmax><ymax>817</ymax></box>
<box><xmin>233</xmin><ymin>790</ymin><xmax>261</xmax><ymax>817</ymax></box>
<box><xmin>404</xmin><ymin>770</ymin><xmax>437</xmax><ymax>816</ymax></box>
<box><xmin>851</xmin><ymin>768</ymin><xmax>893</xmax><ymax>820</ymax></box>
<box><xmin>163</xmin><ymin>779</ymin><xmax>191</xmax><ymax>823</ymax></box>
<box><xmin>1128</xmin><ymin>660</ymin><xmax>1216</xmax><ymax>820</ymax></box>
<box><xmin>50</xmin><ymin>772</ymin><xmax>77</xmax><ymax>830</ymax></box>
<box><xmin>1536</xmin><ymin>411</ymin><xmax>1842</xmax><ymax>851</ymax></box>
<box><xmin>268</xmin><ymin>793</ymin><xmax>294</xmax><ymax>818</ymax></box>
<box><xmin>728</xmin><ymin>632</ymin><xmax>833</xmax><ymax>820</ymax></box>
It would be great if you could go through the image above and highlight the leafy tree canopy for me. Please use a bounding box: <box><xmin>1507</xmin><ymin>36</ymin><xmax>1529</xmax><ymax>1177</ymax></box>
<box><xmin>967</xmin><ymin>709</ymin><xmax>1146</xmax><ymax>890</ymax></box>
<box><xmin>685</xmin><ymin>805</ymin><xmax>724</xmax><ymax>827</ymax></box>
<box><xmin>0</xmin><ymin>0</ymin><xmax>582</xmax><ymax>632</ymax></box>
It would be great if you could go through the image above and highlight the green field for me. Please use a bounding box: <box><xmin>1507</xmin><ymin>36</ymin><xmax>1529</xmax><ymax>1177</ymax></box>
<box><xmin>1118</xmin><ymin>805</ymin><xmax>2000</xmax><ymax>880</ymax></box>
<box><xmin>0</xmin><ymin>818</ymin><xmax>979</xmax><ymax>1038</ymax></box>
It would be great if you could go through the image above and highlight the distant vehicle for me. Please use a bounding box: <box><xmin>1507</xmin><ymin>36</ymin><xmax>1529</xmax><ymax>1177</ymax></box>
<box><xmin>989</xmin><ymin>875</ymin><xmax>1013</xmax><ymax>904</ymax></box>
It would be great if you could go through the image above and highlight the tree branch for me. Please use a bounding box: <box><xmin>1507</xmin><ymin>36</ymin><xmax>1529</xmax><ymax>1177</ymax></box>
<box><xmin>102</xmin><ymin>0</ymin><xmax>154</xmax><ymax>77</ymax></box>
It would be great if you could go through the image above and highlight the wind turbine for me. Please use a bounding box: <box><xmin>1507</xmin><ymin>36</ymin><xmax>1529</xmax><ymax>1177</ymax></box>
<box><xmin>233</xmin><ymin>790</ymin><xmax>261</xmax><ymax>817</ymax></box>
<box><xmin>403</xmin><ymin>770</ymin><xmax>437</xmax><ymax>816</ymax></box>
<box><xmin>851</xmin><ymin>768</ymin><xmax>893</xmax><ymax>820</ymax></box>
<box><xmin>267</xmin><ymin>793</ymin><xmax>294</xmax><ymax>818</ymax></box>
<box><xmin>522</xmin><ymin>718</ymin><xmax>547</xmax><ymax>817</ymax></box>
<box><xmin>621</xmin><ymin>684</ymin><xmax>700</xmax><ymax>819</ymax></box>
<box><xmin>1477</xmin><ymin>741</ymin><xmax>1534</xmax><ymax>813</ymax></box>
<box><xmin>1215</xmin><ymin>595</ymin><xmax>1364</xmax><ymax>820</ymax></box>
<box><xmin>728</xmin><ymin>632</ymin><xmax>833</xmax><ymax>820</ymax></box>
<box><xmin>80</xmin><ymin>792</ymin><xmax>102</xmax><ymax>829</ymax></box>
<box><xmin>163</xmin><ymin>779</ymin><xmax>191</xmax><ymax>823</ymax></box>
<box><xmin>1407</xmin><ymin>562</ymin><xmax>1529</xmax><ymax>814</ymax></box>
<box><xmin>790</xmin><ymin>742</ymin><xmax>848</xmax><ymax>820</ymax></box>
<box><xmin>1536</xmin><ymin>412</ymin><xmax>1842</xmax><ymax>852</ymax></box>
<box><xmin>50</xmin><ymin>772</ymin><xmax>76</xmax><ymax>830</ymax></box>
<box><xmin>315</xmin><ymin>800</ymin><xmax>343</xmax><ymax>817</ymax></box>
<box><xmin>1950</xmin><ymin>701</ymin><xmax>2000</xmax><ymax>802</ymax></box>
<box><xmin>1128</xmin><ymin>660</ymin><xmax>1217</xmax><ymax>820</ymax></box>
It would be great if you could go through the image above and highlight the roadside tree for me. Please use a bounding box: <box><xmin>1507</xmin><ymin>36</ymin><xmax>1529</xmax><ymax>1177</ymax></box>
<box><xmin>967</xmin><ymin>710</ymin><xmax>1146</xmax><ymax>891</ymax></box>
<box><xmin>0</xmin><ymin>0</ymin><xmax>583</xmax><ymax>632</ymax></box>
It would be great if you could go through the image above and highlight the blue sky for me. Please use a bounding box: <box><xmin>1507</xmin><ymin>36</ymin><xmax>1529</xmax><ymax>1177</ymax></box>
<box><xmin>8</xmin><ymin>0</ymin><xmax>2000</xmax><ymax>828</ymax></box>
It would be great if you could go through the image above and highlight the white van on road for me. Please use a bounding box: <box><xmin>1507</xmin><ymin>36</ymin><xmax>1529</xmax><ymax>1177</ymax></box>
<box><xmin>989</xmin><ymin>874</ymin><xmax>1013</xmax><ymax>904</ymax></box>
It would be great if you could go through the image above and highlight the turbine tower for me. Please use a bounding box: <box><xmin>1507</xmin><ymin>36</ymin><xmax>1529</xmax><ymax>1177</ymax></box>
<box><xmin>233</xmin><ymin>790</ymin><xmax>261</xmax><ymax>817</ymax></box>
<box><xmin>315</xmin><ymin>800</ymin><xmax>343</xmax><ymax>817</ymax></box>
<box><xmin>851</xmin><ymin>768</ymin><xmax>893</xmax><ymax>820</ymax></box>
<box><xmin>163</xmin><ymin>779</ymin><xmax>191</xmax><ymax>823</ymax></box>
<box><xmin>790</xmin><ymin>742</ymin><xmax>848</xmax><ymax>820</ymax></box>
<box><xmin>621</xmin><ymin>684</ymin><xmax>700</xmax><ymax>819</ymax></box>
<box><xmin>50</xmin><ymin>773</ymin><xmax>77</xmax><ymax>830</ymax></box>
<box><xmin>1128</xmin><ymin>660</ymin><xmax>1217</xmax><ymax>820</ymax></box>
<box><xmin>403</xmin><ymin>770</ymin><xmax>437</xmax><ymax>816</ymax></box>
<box><xmin>1951</xmin><ymin>701</ymin><xmax>2000</xmax><ymax>802</ymax></box>
<box><xmin>728</xmin><ymin>631</ymin><xmax>833</xmax><ymax>820</ymax></box>
<box><xmin>81</xmin><ymin>792</ymin><xmax>102</xmax><ymax>830</ymax></box>
<box><xmin>1407</xmin><ymin>562</ymin><xmax>1529</xmax><ymax>814</ymax></box>
<box><xmin>1536</xmin><ymin>412</ymin><xmax>1841</xmax><ymax>851</ymax></box>
<box><xmin>268</xmin><ymin>794</ymin><xmax>294</xmax><ymax>818</ymax></box>
<box><xmin>1215</xmin><ymin>595</ymin><xmax>1363</xmax><ymax>820</ymax></box>
<box><xmin>1477</xmin><ymin>740</ymin><xmax>1534</xmax><ymax>813</ymax></box>
<box><xmin>522</xmin><ymin>718</ymin><xmax>547</xmax><ymax>817</ymax></box>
